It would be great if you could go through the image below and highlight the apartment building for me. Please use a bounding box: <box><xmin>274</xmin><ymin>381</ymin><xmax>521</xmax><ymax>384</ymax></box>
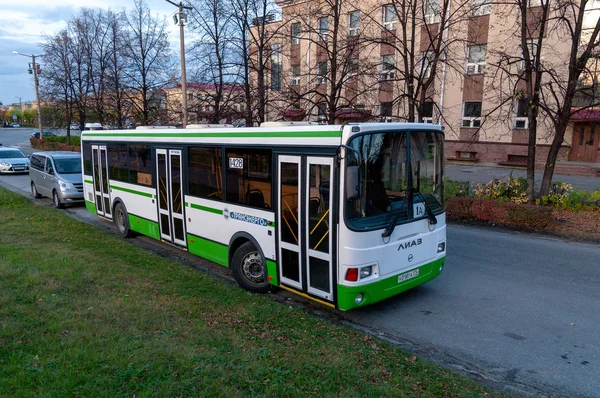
<box><xmin>250</xmin><ymin>0</ymin><xmax>600</xmax><ymax>165</ymax></box>
<box><xmin>164</xmin><ymin>83</ymin><xmax>247</xmax><ymax>125</ymax></box>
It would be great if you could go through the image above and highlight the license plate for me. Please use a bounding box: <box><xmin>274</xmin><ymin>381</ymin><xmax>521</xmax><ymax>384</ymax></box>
<box><xmin>398</xmin><ymin>269</ymin><xmax>419</xmax><ymax>283</ymax></box>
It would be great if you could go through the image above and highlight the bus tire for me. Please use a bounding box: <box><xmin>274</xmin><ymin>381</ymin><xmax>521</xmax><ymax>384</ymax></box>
<box><xmin>114</xmin><ymin>202</ymin><xmax>132</xmax><ymax>238</ymax></box>
<box><xmin>231</xmin><ymin>241</ymin><xmax>271</xmax><ymax>294</ymax></box>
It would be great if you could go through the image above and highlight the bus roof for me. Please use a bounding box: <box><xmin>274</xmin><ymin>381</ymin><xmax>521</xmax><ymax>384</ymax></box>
<box><xmin>80</xmin><ymin>123</ymin><xmax>443</xmax><ymax>147</ymax></box>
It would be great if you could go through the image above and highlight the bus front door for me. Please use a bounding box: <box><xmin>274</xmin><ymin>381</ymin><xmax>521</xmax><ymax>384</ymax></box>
<box><xmin>277</xmin><ymin>155</ymin><xmax>334</xmax><ymax>304</ymax></box>
<box><xmin>91</xmin><ymin>145</ymin><xmax>111</xmax><ymax>219</ymax></box>
<box><xmin>156</xmin><ymin>149</ymin><xmax>187</xmax><ymax>248</ymax></box>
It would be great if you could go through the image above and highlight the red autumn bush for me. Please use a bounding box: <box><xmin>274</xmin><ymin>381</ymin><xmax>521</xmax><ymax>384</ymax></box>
<box><xmin>447</xmin><ymin>197</ymin><xmax>553</xmax><ymax>230</ymax></box>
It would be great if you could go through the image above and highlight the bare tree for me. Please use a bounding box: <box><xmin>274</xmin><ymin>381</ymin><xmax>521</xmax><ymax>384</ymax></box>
<box><xmin>122</xmin><ymin>0</ymin><xmax>172</xmax><ymax>125</ymax></box>
<box><xmin>106</xmin><ymin>10</ymin><xmax>128</xmax><ymax>128</ymax></box>
<box><xmin>41</xmin><ymin>30</ymin><xmax>76</xmax><ymax>141</ymax></box>
<box><xmin>538</xmin><ymin>0</ymin><xmax>600</xmax><ymax>196</ymax></box>
<box><xmin>188</xmin><ymin>0</ymin><xmax>236</xmax><ymax>124</ymax></box>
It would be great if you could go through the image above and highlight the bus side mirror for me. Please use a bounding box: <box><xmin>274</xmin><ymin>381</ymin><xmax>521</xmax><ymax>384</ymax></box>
<box><xmin>346</xmin><ymin>166</ymin><xmax>360</xmax><ymax>199</ymax></box>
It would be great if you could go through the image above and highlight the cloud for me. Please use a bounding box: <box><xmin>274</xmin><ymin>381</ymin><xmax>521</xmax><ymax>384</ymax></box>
<box><xmin>0</xmin><ymin>0</ymin><xmax>178</xmax><ymax>105</ymax></box>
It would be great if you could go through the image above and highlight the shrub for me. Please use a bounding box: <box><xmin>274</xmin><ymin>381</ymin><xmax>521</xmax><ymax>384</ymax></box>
<box><xmin>445</xmin><ymin>179</ymin><xmax>470</xmax><ymax>200</ymax></box>
<box><xmin>472</xmin><ymin>174</ymin><xmax>528</xmax><ymax>204</ymax></box>
<box><xmin>446</xmin><ymin>197</ymin><xmax>553</xmax><ymax>230</ymax></box>
<box><xmin>30</xmin><ymin>137</ymin><xmax>80</xmax><ymax>152</ymax></box>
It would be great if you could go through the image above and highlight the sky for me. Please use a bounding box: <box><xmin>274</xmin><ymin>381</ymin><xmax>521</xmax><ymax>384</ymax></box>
<box><xmin>0</xmin><ymin>0</ymin><xmax>182</xmax><ymax>106</ymax></box>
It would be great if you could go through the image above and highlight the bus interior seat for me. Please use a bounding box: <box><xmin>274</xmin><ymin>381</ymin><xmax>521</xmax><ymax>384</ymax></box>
<box><xmin>248</xmin><ymin>189</ymin><xmax>265</xmax><ymax>208</ymax></box>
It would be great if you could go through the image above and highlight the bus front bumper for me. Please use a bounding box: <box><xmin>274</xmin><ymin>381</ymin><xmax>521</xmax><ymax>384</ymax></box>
<box><xmin>337</xmin><ymin>257</ymin><xmax>445</xmax><ymax>311</ymax></box>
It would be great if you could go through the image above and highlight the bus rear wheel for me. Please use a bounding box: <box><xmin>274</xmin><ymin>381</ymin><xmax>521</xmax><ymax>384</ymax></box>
<box><xmin>232</xmin><ymin>242</ymin><xmax>271</xmax><ymax>294</ymax></box>
<box><xmin>114</xmin><ymin>202</ymin><xmax>132</xmax><ymax>238</ymax></box>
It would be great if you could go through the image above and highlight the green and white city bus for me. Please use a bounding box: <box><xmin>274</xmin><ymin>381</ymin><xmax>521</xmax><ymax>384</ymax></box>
<box><xmin>81</xmin><ymin>122</ymin><xmax>446</xmax><ymax>310</ymax></box>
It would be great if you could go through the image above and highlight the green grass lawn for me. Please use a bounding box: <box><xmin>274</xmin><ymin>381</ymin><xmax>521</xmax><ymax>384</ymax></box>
<box><xmin>0</xmin><ymin>187</ymin><xmax>499</xmax><ymax>397</ymax></box>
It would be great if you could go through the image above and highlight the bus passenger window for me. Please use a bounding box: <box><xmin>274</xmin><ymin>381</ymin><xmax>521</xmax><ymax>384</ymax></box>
<box><xmin>225</xmin><ymin>148</ymin><xmax>272</xmax><ymax>209</ymax></box>
<box><xmin>129</xmin><ymin>145</ymin><xmax>152</xmax><ymax>186</ymax></box>
<box><xmin>188</xmin><ymin>147</ymin><xmax>223</xmax><ymax>200</ymax></box>
<box><xmin>108</xmin><ymin>144</ymin><xmax>128</xmax><ymax>182</ymax></box>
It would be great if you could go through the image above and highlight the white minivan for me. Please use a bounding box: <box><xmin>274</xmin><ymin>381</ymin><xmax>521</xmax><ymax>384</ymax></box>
<box><xmin>29</xmin><ymin>152</ymin><xmax>84</xmax><ymax>208</ymax></box>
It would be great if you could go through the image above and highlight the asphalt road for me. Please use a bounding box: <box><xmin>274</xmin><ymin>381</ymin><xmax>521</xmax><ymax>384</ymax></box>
<box><xmin>1</xmin><ymin>127</ymin><xmax>600</xmax><ymax>397</ymax></box>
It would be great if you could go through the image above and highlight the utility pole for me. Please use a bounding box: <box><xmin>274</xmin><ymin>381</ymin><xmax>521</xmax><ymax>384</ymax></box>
<box><xmin>13</xmin><ymin>51</ymin><xmax>44</xmax><ymax>139</ymax></box>
<box><xmin>166</xmin><ymin>0</ymin><xmax>192</xmax><ymax>128</ymax></box>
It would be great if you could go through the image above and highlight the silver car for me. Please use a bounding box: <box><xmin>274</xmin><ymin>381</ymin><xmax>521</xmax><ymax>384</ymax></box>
<box><xmin>29</xmin><ymin>151</ymin><xmax>84</xmax><ymax>208</ymax></box>
<box><xmin>0</xmin><ymin>147</ymin><xmax>30</xmax><ymax>173</ymax></box>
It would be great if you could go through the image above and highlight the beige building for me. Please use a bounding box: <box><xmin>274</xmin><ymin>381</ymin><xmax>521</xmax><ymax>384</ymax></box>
<box><xmin>250</xmin><ymin>0</ymin><xmax>600</xmax><ymax>167</ymax></box>
<box><xmin>164</xmin><ymin>83</ymin><xmax>247</xmax><ymax>125</ymax></box>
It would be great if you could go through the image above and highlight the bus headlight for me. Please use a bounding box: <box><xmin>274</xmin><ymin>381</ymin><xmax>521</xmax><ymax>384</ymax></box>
<box><xmin>359</xmin><ymin>265</ymin><xmax>372</xmax><ymax>279</ymax></box>
<box><xmin>437</xmin><ymin>242</ymin><xmax>446</xmax><ymax>253</ymax></box>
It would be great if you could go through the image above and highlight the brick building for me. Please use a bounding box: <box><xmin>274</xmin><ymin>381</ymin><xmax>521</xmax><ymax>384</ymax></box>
<box><xmin>249</xmin><ymin>0</ymin><xmax>600</xmax><ymax>166</ymax></box>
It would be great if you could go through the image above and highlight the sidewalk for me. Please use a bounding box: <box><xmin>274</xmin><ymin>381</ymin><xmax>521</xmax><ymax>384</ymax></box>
<box><xmin>446</xmin><ymin>162</ymin><xmax>600</xmax><ymax>192</ymax></box>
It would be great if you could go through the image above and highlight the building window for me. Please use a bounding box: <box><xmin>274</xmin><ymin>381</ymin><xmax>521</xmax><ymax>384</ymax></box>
<box><xmin>291</xmin><ymin>22</ymin><xmax>301</xmax><ymax>44</ymax></box>
<box><xmin>466</xmin><ymin>45</ymin><xmax>486</xmax><ymax>74</ymax></box>
<box><xmin>316</xmin><ymin>61</ymin><xmax>327</xmax><ymax>84</ymax></box>
<box><xmin>225</xmin><ymin>148</ymin><xmax>272</xmax><ymax>209</ymax></box>
<box><xmin>419</xmin><ymin>51</ymin><xmax>434</xmax><ymax>78</ymax></box>
<box><xmin>424</xmin><ymin>0</ymin><xmax>441</xmax><ymax>24</ymax></box>
<box><xmin>380</xmin><ymin>55</ymin><xmax>396</xmax><ymax>80</ymax></box>
<box><xmin>348</xmin><ymin>11</ymin><xmax>360</xmax><ymax>36</ymax></box>
<box><xmin>291</xmin><ymin>64</ymin><xmax>301</xmax><ymax>85</ymax></box>
<box><xmin>521</xmin><ymin>39</ymin><xmax>541</xmax><ymax>70</ymax></box>
<box><xmin>380</xmin><ymin>102</ymin><xmax>393</xmax><ymax>119</ymax></box>
<box><xmin>317</xmin><ymin>103</ymin><xmax>327</xmax><ymax>119</ymax></box>
<box><xmin>514</xmin><ymin>98</ymin><xmax>529</xmax><ymax>129</ymax></box>
<box><xmin>108</xmin><ymin>144</ymin><xmax>128</xmax><ymax>182</ymax></box>
<box><xmin>128</xmin><ymin>145</ymin><xmax>152</xmax><ymax>186</ymax></box>
<box><xmin>470</xmin><ymin>0</ymin><xmax>491</xmax><ymax>15</ymax></box>
<box><xmin>382</xmin><ymin>5</ymin><xmax>397</xmax><ymax>29</ymax></box>
<box><xmin>462</xmin><ymin>102</ymin><xmax>482</xmax><ymax>128</ymax></box>
<box><xmin>421</xmin><ymin>102</ymin><xmax>434</xmax><ymax>123</ymax></box>
<box><xmin>271</xmin><ymin>44</ymin><xmax>282</xmax><ymax>91</ymax></box>
<box><xmin>318</xmin><ymin>17</ymin><xmax>328</xmax><ymax>41</ymax></box>
<box><xmin>188</xmin><ymin>147</ymin><xmax>223</xmax><ymax>200</ymax></box>
<box><xmin>345</xmin><ymin>58</ymin><xmax>359</xmax><ymax>81</ymax></box>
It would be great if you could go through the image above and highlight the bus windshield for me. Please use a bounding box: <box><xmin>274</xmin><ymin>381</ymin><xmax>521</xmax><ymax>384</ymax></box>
<box><xmin>345</xmin><ymin>130</ymin><xmax>444</xmax><ymax>231</ymax></box>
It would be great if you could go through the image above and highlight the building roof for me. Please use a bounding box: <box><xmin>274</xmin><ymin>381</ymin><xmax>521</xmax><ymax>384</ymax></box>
<box><xmin>166</xmin><ymin>83</ymin><xmax>245</xmax><ymax>92</ymax></box>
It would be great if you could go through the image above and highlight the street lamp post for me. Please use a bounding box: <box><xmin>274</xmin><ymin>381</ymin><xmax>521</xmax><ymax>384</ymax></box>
<box><xmin>13</xmin><ymin>51</ymin><xmax>44</xmax><ymax>139</ymax></box>
<box><xmin>166</xmin><ymin>0</ymin><xmax>192</xmax><ymax>128</ymax></box>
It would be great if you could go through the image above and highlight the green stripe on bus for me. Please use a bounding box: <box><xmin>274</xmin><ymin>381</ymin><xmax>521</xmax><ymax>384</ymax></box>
<box><xmin>337</xmin><ymin>257</ymin><xmax>445</xmax><ymax>311</ymax></box>
<box><xmin>189</xmin><ymin>203</ymin><xmax>223</xmax><ymax>215</ymax></box>
<box><xmin>266</xmin><ymin>259</ymin><xmax>278</xmax><ymax>286</ymax></box>
<box><xmin>187</xmin><ymin>234</ymin><xmax>228</xmax><ymax>267</ymax></box>
<box><xmin>267</xmin><ymin>221</ymin><xmax>275</xmax><ymax>227</ymax></box>
<box><xmin>84</xmin><ymin>179</ymin><xmax>93</xmax><ymax>184</ymax></box>
<box><xmin>110</xmin><ymin>185</ymin><xmax>153</xmax><ymax>198</ymax></box>
<box><xmin>128</xmin><ymin>214</ymin><xmax>160</xmax><ymax>240</ymax></box>
<box><xmin>81</xmin><ymin>131</ymin><xmax>342</xmax><ymax>138</ymax></box>
<box><xmin>85</xmin><ymin>200</ymin><xmax>96</xmax><ymax>214</ymax></box>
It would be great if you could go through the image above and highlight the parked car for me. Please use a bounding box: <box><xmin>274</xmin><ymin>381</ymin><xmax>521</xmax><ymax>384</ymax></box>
<box><xmin>69</xmin><ymin>123</ymin><xmax>80</xmax><ymax>130</ymax></box>
<box><xmin>29</xmin><ymin>151</ymin><xmax>84</xmax><ymax>208</ymax></box>
<box><xmin>11</xmin><ymin>123</ymin><xmax>20</xmax><ymax>128</ymax></box>
<box><xmin>30</xmin><ymin>132</ymin><xmax>57</xmax><ymax>139</ymax></box>
<box><xmin>0</xmin><ymin>147</ymin><xmax>30</xmax><ymax>174</ymax></box>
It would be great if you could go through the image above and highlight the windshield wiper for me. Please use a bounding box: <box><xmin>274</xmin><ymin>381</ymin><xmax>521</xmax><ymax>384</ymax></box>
<box><xmin>413</xmin><ymin>189</ymin><xmax>438</xmax><ymax>225</ymax></box>
<box><xmin>381</xmin><ymin>208</ymin><xmax>405</xmax><ymax>238</ymax></box>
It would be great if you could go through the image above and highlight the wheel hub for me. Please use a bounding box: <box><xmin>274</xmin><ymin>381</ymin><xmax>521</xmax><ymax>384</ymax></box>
<box><xmin>242</xmin><ymin>252</ymin><xmax>264</xmax><ymax>283</ymax></box>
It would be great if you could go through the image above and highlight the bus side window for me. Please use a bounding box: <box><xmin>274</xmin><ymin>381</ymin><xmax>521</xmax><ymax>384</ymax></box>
<box><xmin>225</xmin><ymin>148</ymin><xmax>272</xmax><ymax>209</ymax></box>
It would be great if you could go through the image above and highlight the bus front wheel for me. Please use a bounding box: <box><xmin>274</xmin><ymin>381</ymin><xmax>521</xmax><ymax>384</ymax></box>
<box><xmin>232</xmin><ymin>242</ymin><xmax>271</xmax><ymax>294</ymax></box>
<box><xmin>114</xmin><ymin>202</ymin><xmax>132</xmax><ymax>238</ymax></box>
